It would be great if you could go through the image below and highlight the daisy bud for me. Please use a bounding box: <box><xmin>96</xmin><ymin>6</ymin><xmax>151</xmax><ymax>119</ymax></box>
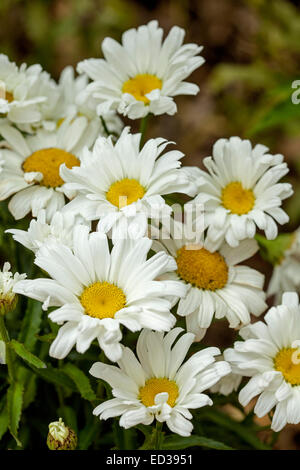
<box><xmin>0</xmin><ymin>263</ymin><xmax>26</xmax><ymax>316</ymax></box>
<box><xmin>47</xmin><ymin>418</ymin><xmax>77</xmax><ymax>450</ymax></box>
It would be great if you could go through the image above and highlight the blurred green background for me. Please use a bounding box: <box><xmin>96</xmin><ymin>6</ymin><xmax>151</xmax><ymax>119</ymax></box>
<box><xmin>1</xmin><ymin>0</ymin><xmax>299</xmax><ymax>225</ymax></box>
<box><xmin>0</xmin><ymin>0</ymin><xmax>300</xmax><ymax>449</ymax></box>
<box><xmin>0</xmin><ymin>5</ymin><xmax>299</xmax><ymax>316</ymax></box>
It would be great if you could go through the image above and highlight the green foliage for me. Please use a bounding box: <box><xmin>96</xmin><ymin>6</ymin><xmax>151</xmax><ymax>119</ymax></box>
<box><xmin>162</xmin><ymin>435</ymin><xmax>234</xmax><ymax>450</ymax></box>
<box><xmin>10</xmin><ymin>340</ymin><xmax>46</xmax><ymax>369</ymax></box>
<box><xmin>7</xmin><ymin>382</ymin><xmax>24</xmax><ymax>447</ymax></box>
<box><xmin>197</xmin><ymin>407</ymin><xmax>272</xmax><ymax>450</ymax></box>
<box><xmin>63</xmin><ymin>363</ymin><xmax>97</xmax><ymax>402</ymax></box>
<box><xmin>0</xmin><ymin>403</ymin><xmax>8</xmax><ymax>441</ymax></box>
<box><xmin>78</xmin><ymin>416</ymin><xmax>100</xmax><ymax>450</ymax></box>
<box><xmin>255</xmin><ymin>233</ymin><xmax>295</xmax><ymax>266</ymax></box>
<box><xmin>18</xmin><ymin>299</ymin><xmax>43</xmax><ymax>352</ymax></box>
<box><xmin>28</xmin><ymin>364</ymin><xmax>77</xmax><ymax>392</ymax></box>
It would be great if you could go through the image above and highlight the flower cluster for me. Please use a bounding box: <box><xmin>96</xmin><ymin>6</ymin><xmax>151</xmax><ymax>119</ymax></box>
<box><xmin>0</xmin><ymin>20</ymin><xmax>298</xmax><ymax>444</ymax></box>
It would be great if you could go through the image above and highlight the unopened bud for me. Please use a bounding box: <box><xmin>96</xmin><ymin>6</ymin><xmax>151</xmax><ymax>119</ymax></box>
<box><xmin>47</xmin><ymin>418</ymin><xmax>77</xmax><ymax>450</ymax></box>
<box><xmin>0</xmin><ymin>263</ymin><xmax>26</xmax><ymax>316</ymax></box>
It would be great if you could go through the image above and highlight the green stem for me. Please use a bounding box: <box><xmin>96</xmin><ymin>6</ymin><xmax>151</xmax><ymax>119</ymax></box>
<box><xmin>57</xmin><ymin>359</ymin><xmax>66</xmax><ymax>420</ymax></box>
<box><xmin>100</xmin><ymin>116</ymin><xmax>118</xmax><ymax>138</ymax></box>
<box><xmin>154</xmin><ymin>421</ymin><xmax>163</xmax><ymax>450</ymax></box>
<box><xmin>139</xmin><ymin>114</ymin><xmax>150</xmax><ymax>148</ymax></box>
<box><xmin>0</xmin><ymin>315</ymin><xmax>16</xmax><ymax>383</ymax></box>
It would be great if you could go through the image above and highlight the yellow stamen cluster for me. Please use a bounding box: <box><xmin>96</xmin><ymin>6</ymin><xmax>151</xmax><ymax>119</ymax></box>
<box><xmin>122</xmin><ymin>74</ymin><xmax>162</xmax><ymax>104</ymax></box>
<box><xmin>80</xmin><ymin>281</ymin><xmax>126</xmax><ymax>319</ymax></box>
<box><xmin>139</xmin><ymin>378</ymin><xmax>179</xmax><ymax>407</ymax></box>
<box><xmin>222</xmin><ymin>181</ymin><xmax>255</xmax><ymax>215</ymax></box>
<box><xmin>23</xmin><ymin>148</ymin><xmax>80</xmax><ymax>188</ymax></box>
<box><xmin>274</xmin><ymin>348</ymin><xmax>300</xmax><ymax>386</ymax></box>
<box><xmin>106</xmin><ymin>178</ymin><xmax>145</xmax><ymax>208</ymax></box>
<box><xmin>5</xmin><ymin>91</ymin><xmax>14</xmax><ymax>102</ymax></box>
<box><xmin>176</xmin><ymin>246</ymin><xmax>228</xmax><ymax>291</ymax></box>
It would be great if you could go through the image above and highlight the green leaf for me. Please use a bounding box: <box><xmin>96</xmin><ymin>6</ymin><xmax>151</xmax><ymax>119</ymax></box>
<box><xmin>58</xmin><ymin>405</ymin><xmax>78</xmax><ymax>434</ymax></box>
<box><xmin>35</xmin><ymin>333</ymin><xmax>56</xmax><ymax>344</ymax></box>
<box><xmin>199</xmin><ymin>408</ymin><xmax>271</xmax><ymax>450</ymax></box>
<box><xmin>63</xmin><ymin>363</ymin><xmax>96</xmax><ymax>402</ymax></box>
<box><xmin>27</xmin><ymin>364</ymin><xmax>77</xmax><ymax>392</ymax></box>
<box><xmin>23</xmin><ymin>374</ymin><xmax>37</xmax><ymax>410</ymax></box>
<box><xmin>0</xmin><ymin>404</ymin><xmax>8</xmax><ymax>441</ymax></box>
<box><xmin>255</xmin><ymin>233</ymin><xmax>294</xmax><ymax>266</ymax></box>
<box><xmin>78</xmin><ymin>416</ymin><xmax>99</xmax><ymax>450</ymax></box>
<box><xmin>18</xmin><ymin>299</ymin><xmax>43</xmax><ymax>351</ymax></box>
<box><xmin>16</xmin><ymin>366</ymin><xmax>38</xmax><ymax>411</ymax></box>
<box><xmin>136</xmin><ymin>424</ymin><xmax>152</xmax><ymax>437</ymax></box>
<box><xmin>7</xmin><ymin>382</ymin><xmax>24</xmax><ymax>447</ymax></box>
<box><xmin>162</xmin><ymin>435</ymin><xmax>233</xmax><ymax>450</ymax></box>
<box><xmin>10</xmin><ymin>340</ymin><xmax>46</xmax><ymax>369</ymax></box>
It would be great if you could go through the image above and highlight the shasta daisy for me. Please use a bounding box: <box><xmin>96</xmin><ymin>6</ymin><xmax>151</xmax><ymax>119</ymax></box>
<box><xmin>13</xmin><ymin>226</ymin><xmax>186</xmax><ymax>361</ymax></box>
<box><xmin>191</xmin><ymin>137</ymin><xmax>293</xmax><ymax>249</ymax></box>
<box><xmin>61</xmin><ymin>128</ymin><xmax>197</xmax><ymax>240</ymax></box>
<box><xmin>77</xmin><ymin>20</ymin><xmax>204</xmax><ymax>119</ymax></box>
<box><xmin>0</xmin><ymin>117</ymin><xmax>96</xmax><ymax>220</ymax></box>
<box><xmin>225</xmin><ymin>292</ymin><xmax>300</xmax><ymax>431</ymax></box>
<box><xmin>90</xmin><ymin>328</ymin><xmax>230</xmax><ymax>436</ymax></box>
<box><xmin>153</xmin><ymin>217</ymin><xmax>267</xmax><ymax>340</ymax></box>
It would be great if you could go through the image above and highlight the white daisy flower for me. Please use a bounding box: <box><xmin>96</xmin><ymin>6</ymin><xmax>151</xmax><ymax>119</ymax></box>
<box><xmin>0</xmin><ymin>54</ymin><xmax>59</xmax><ymax>126</ymax></box>
<box><xmin>6</xmin><ymin>209</ymin><xmax>90</xmax><ymax>254</ymax></box>
<box><xmin>53</xmin><ymin>66</ymin><xmax>123</xmax><ymax>137</ymax></box>
<box><xmin>0</xmin><ymin>262</ymin><xmax>26</xmax><ymax>316</ymax></box>
<box><xmin>0</xmin><ymin>117</ymin><xmax>96</xmax><ymax>221</ymax></box>
<box><xmin>191</xmin><ymin>137</ymin><xmax>293</xmax><ymax>249</ymax></box>
<box><xmin>225</xmin><ymin>292</ymin><xmax>300</xmax><ymax>432</ymax></box>
<box><xmin>61</xmin><ymin>128</ymin><xmax>197</xmax><ymax>240</ymax></box>
<box><xmin>210</xmin><ymin>355</ymin><xmax>242</xmax><ymax>396</ymax></box>
<box><xmin>267</xmin><ymin>229</ymin><xmax>300</xmax><ymax>304</ymax></box>
<box><xmin>90</xmin><ymin>328</ymin><xmax>231</xmax><ymax>436</ymax></box>
<box><xmin>77</xmin><ymin>20</ymin><xmax>204</xmax><ymax>119</ymax></box>
<box><xmin>18</xmin><ymin>69</ymin><xmax>61</xmax><ymax>133</ymax></box>
<box><xmin>13</xmin><ymin>226</ymin><xmax>186</xmax><ymax>362</ymax></box>
<box><xmin>153</xmin><ymin>218</ymin><xmax>267</xmax><ymax>340</ymax></box>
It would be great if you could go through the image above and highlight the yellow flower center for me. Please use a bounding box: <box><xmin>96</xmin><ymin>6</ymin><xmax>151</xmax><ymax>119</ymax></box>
<box><xmin>106</xmin><ymin>178</ymin><xmax>146</xmax><ymax>208</ymax></box>
<box><xmin>139</xmin><ymin>378</ymin><xmax>179</xmax><ymax>407</ymax></box>
<box><xmin>122</xmin><ymin>74</ymin><xmax>162</xmax><ymax>104</ymax></box>
<box><xmin>176</xmin><ymin>245</ymin><xmax>228</xmax><ymax>290</ymax></box>
<box><xmin>57</xmin><ymin>117</ymin><xmax>65</xmax><ymax>128</ymax></box>
<box><xmin>274</xmin><ymin>348</ymin><xmax>300</xmax><ymax>386</ymax></box>
<box><xmin>80</xmin><ymin>281</ymin><xmax>126</xmax><ymax>319</ymax></box>
<box><xmin>23</xmin><ymin>148</ymin><xmax>80</xmax><ymax>188</ymax></box>
<box><xmin>5</xmin><ymin>91</ymin><xmax>14</xmax><ymax>102</ymax></box>
<box><xmin>222</xmin><ymin>182</ymin><xmax>255</xmax><ymax>215</ymax></box>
